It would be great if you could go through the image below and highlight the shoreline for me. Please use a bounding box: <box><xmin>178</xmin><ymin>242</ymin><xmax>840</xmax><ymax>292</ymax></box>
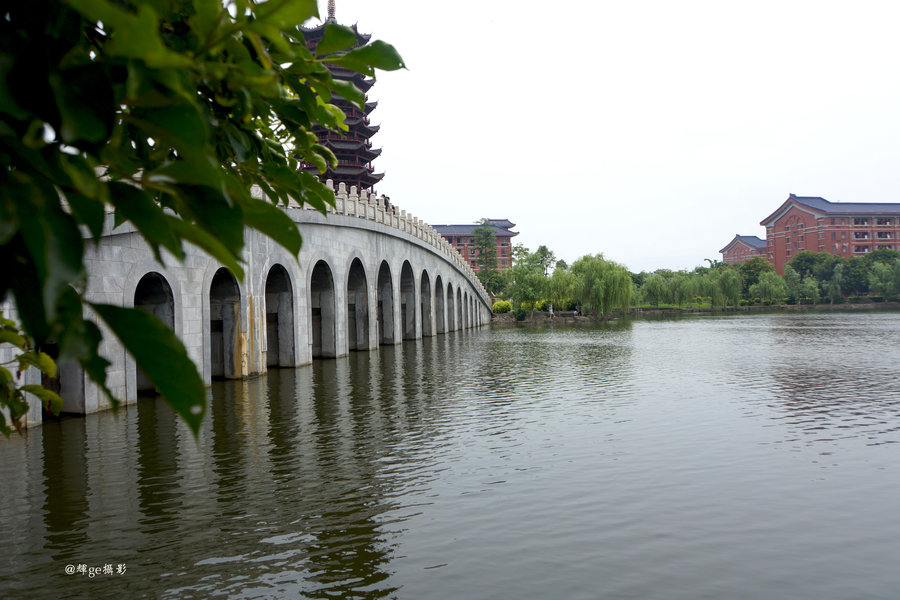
<box><xmin>490</xmin><ymin>301</ymin><xmax>900</xmax><ymax>327</ymax></box>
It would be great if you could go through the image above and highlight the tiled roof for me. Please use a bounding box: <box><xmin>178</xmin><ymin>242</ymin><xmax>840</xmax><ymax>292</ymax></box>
<box><xmin>432</xmin><ymin>223</ymin><xmax>518</xmax><ymax>237</ymax></box>
<box><xmin>792</xmin><ymin>194</ymin><xmax>900</xmax><ymax>214</ymax></box>
<box><xmin>719</xmin><ymin>234</ymin><xmax>766</xmax><ymax>254</ymax></box>
<box><xmin>762</xmin><ymin>194</ymin><xmax>900</xmax><ymax>225</ymax></box>
<box><xmin>737</xmin><ymin>235</ymin><xmax>766</xmax><ymax>248</ymax></box>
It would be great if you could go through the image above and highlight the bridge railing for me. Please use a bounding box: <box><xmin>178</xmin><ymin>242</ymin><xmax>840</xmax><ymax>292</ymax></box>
<box><xmin>252</xmin><ymin>181</ymin><xmax>491</xmax><ymax>304</ymax></box>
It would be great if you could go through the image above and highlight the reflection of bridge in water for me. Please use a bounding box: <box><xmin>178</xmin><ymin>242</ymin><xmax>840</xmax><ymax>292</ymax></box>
<box><xmin>16</xmin><ymin>182</ymin><xmax>491</xmax><ymax>427</ymax></box>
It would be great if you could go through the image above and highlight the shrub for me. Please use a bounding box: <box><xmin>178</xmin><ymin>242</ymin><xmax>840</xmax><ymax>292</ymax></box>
<box><xmin>492</xmin><ymin>300</ymin><xmax>512</xmax><ymax>314</ymax></box>
<box><xmin>514</xmin><ymin>305</ymin><xmax>529</xmax><ymax>321</ymax></box>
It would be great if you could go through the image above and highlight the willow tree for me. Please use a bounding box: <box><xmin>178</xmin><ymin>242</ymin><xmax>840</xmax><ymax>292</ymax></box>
<box><xmin>0</xmin><ymin>0</ymin><xmax>404</xmax><ymax>434</ymax></box>
<box><xmin>570</xmin><ymin>254</ymin><xmax>633</xmax><ymax>316</ymax></box>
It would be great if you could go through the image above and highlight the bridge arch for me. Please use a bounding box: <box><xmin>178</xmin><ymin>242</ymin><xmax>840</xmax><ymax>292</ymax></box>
<box><xmin>310</xmin><ymin>260</ymin><xmax>336</xmax><ymax>358</ymax></box>
<box><xmin>209</xmin><ymin>268</ymin><xmax>242</xmax><ymax>379</ymax></box>
<box><xmin>420</xmin><ymin>269</ymin><xmax>433</xmax><ymax>337</ymax></box>
<box><xmin>134</xmin><ymin>272</ymin><xmax>175</xmax><ymax>393</ymax></box>
<box><xmin>435</xmin><ymin>276</ymin><xmax>445</xmax><ymax>334</ymax></box>
<box><xmin>265</xmin><ymin>264</ymin><xmax>295</xmax><ymax>367</ymax></box>
<box><xmin>447</xmin><ymin>283</ymin><xmax>456</xmax><ymax>331</ymax></box>
<box><xmin>456</xmin><ymin>287</ymin><xmax>463</xmax><ymax>331</ymax></box>
<box><xmin>377</xmin><ymin>261</ymin><xmax>394</xmax><ymax>345</ymax></box>
<box><xmin>400</xmin><ymin>260</ymin><xmax>416</xmax><ymax>340</ymax></box>
<box><xmin>346</xmin><ymin>257</ymin><xmax>369</xmax><ymax>351</ymax></box>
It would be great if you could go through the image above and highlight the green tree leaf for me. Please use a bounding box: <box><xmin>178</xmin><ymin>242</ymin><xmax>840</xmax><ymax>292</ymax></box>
<box><xmin>329</xmin><ymin>40</ymin><xmax>406</xmax><ymax>76</ymax></box>
<box><xmin>91</xmin><ymin>303</ymin><xmax>205</xmax><ymax>434</ymax></box>
<box><xmin>21</xmin><ymin>384</ymin><xmax>62</xmax><ymax>414</ymax></box>
<box><xmin>243</xmin><ymin>197</ymin><xmax>303</xmax><ymax>257</ymax></box>
<box><xmin>316</xmin><ymin>24</ymin><xmax>359</xmax><ymax>56</ymax></box>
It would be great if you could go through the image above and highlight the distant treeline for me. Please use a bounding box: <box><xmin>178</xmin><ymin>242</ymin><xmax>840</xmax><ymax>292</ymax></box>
<box><xmin>486</xmin><ymin>245</ymin><xmax>900</xmax><ymax>318</ymax></box>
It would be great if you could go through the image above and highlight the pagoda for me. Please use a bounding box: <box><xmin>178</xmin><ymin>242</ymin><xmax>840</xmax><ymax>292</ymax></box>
<box><xmin>302</xmin><ymin>1</ymin><xmax>384</xmax><ymax>192</ymax></box>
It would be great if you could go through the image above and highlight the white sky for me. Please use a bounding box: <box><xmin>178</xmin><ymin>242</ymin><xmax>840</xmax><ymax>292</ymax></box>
<box><xmin>309</xmin><ymin>0</ymin><xmax>900</xmax><ymax>272</ymax></box>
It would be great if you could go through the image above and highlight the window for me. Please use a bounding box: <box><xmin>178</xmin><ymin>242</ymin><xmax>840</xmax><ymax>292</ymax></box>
<box><xmin>877</xmin><ymin>218</ymin><xmax>894</xmax><ymax>226</ymax></box>
<box><xmin>853</xmin><ymin>218</ymin><xmax>869</xmax><ymax>226</ymax></box>
<box><xmin>877</xmin><ymin>232</ymin><xmax>892</xmax><ymax>239</ymax></box>
<box><xmin>854</xmin><ymin>245</ymin><xmax>870</xmax><ymax>254</ymax></box>
<box><xmin>854</xmin><ymin>232</ymin><xmax>870</xmax><ymax>239</ymax></box>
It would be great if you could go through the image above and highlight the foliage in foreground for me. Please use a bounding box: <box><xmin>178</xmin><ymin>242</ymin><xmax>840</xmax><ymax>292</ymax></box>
<box><xmin>0</xmin><ymin>0</ymin><xmax>403</xmax><ymax>435</ymax></box>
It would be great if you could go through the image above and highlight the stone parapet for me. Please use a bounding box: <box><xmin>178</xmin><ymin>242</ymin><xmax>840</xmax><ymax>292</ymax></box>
<box><xmin>250</xmin><ymin>181</ymin><xmax>490</xmax><ymax>305</ymax></box>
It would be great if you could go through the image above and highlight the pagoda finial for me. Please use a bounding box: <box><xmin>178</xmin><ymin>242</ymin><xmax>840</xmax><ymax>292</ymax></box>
<box><xmin>327</xmin><ymin>0</ymin><xmax>336</xmax><ymax>22</ymax></box>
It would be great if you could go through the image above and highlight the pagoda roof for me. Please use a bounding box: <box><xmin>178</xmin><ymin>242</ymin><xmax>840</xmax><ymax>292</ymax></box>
<box><xmin>432</xmin><ymin>223</ymin><xmax>519</xmax><ymax>238</ymax></box>
<box><xmin>344</xmin><ymin>117</ymin><xmax>380</xmax><ymax>136</ymax></box>
<box><xmin>761</xmin><ymin>193</ymin><xmax>900</xmax><ymax>226</ymax></box>
<box><xmin>301</xmin><ymin>22</ymin><xmax>372</xmax><ymax>49</ymax></box>
<box><xmin>327</xmin><ymin>140</ymin><xmax>381</xmax><ymax>158</ymax></box>
<box><xmin>327</xmin><ymin>67</ymin><xmax>374</xmax><ymax>91</ymax></box>
<box><xmin>487</xmin><ymin>218</ymin><xmax>516</xmax><ymax>229</ymax></box>
<box><xmin>329</xmin><ymin>165</ymin><xmax>384</xmax><ymax>183</ymax></box>
<box><xmin>719</xmin><ymin>235</ymin><xmax>766</xmax><ymax>254</ymax></box>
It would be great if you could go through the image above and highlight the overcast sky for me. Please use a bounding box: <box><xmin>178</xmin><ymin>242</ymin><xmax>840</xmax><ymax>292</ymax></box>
<box><xmin>308</xmin><ymin>0</ymin><xmax>900</xmax><ymax>272</ymax></box>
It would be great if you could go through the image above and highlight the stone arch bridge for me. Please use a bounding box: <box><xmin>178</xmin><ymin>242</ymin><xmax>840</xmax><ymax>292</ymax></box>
<box><xmin>17</xmin><ymin>183</ymin><xmax>492</xmax><ymax>426</ymax></box>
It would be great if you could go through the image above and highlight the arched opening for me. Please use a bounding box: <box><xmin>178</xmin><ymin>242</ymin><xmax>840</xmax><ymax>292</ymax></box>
<box><xmin>310</xmin><ymin>261</ymin><xmax>336</xmax><ymax>358</ymax></box>
<box><xmin>446</xmin><ymin>283</ymin><xmax>455</xmax><ymax>332</ymax></box>
<box><xmin>377</xmin><ymin>261</ymin><xmax>394</xmax><ymax>346</ymax></box>
<box><xmin>400</xmin><ymin>261</ymin><xmax>416</xmax><ymax>340</ymax></box>
<box><xmin>210</xmin><ymin>268</ymin><xmax>241</xmax><ymax>379</ymax></box>
<box><xmin>347</xmin><ymin>258</ymin><xmax>369</xmax><ymax>351</ymax></box>
<box><xmin>420</xmin><ymin>270</ymin><xmax>433</xmax><ymax>337</ymax></box>
<box><xmin>135</xmin><ymin>272</ymin><xmax>175</xmax><ymax>393</ymax></box>
<box><xmin>456</xmin><ymin>288</ymin><xmax>463</xmax><ymax>331</ymax></box>
<box><xmin>463</xmin><ymin>291</ymin><xmax>469</xmax><ymax>329</ymax></box>
<box><xmin>435</xmin><ymin>276</ymin><xmax>445</xmax><ymax>334</ymax></box>
<box><xmin>265</xmin><ymin>264</ymin><xmax>294</xmax><ymax>368</ymax></box>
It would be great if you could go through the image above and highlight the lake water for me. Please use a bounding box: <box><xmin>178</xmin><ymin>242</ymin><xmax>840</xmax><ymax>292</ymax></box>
<box><xmin>2</xmin><ymin>312</ymin><xmax>900</xmax><ymax>599</ymax></box>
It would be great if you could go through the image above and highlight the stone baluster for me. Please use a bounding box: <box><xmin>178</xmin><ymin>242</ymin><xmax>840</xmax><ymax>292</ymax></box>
<box><xmin>375</xmin><ymin>196</ymin><xmax>384</xmax><ymax>224</ymax></box>
<box><xmin>344</xmin><ymin>186</ymin><xmax>356</xmax><ymax>216</ymax></box>
<box><xmin>348</xmin><ymin>189</ymin><xmax>358</xmax><ymax>217</ymax></box>
<box><xmin>356</xmin><ymin>190</ymin><xmax>369</xmax><ymax>219</ymax></box>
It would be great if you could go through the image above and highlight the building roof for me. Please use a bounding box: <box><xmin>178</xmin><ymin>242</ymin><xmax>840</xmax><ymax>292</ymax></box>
<box><xmin>487</xmin><ymin>218</ymin><xmax>516</xmax><ymax>229</ymax></box>
<box><xmin>719</xmin><ymin>234</ymin><xmax>766</xmax><ymax>254</ymax></box>
<box><xmin>761</xmin><ymin>194</ymin><xmax>900</xmax><ymax>225</ymax></box>
<box><xmin>432</xmin><ymin>223</ymin><xmax>519</xmax><ymax>237</ymax></box>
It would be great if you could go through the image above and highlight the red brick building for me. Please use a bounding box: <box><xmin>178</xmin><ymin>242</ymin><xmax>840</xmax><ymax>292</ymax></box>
<box><xmin>720</xmin><ymin>235</ymin><xmax>766</xmax><ymax>265</ymax></box>
<box><xmin>760</xmin><ymin>194</ymin><xmax>900</xmax><ymax>273</ymax></box>
<box><xmin>432</xmin><ymin>219</ymin><xmax>518</xmax><ymax>271</ymax></box>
